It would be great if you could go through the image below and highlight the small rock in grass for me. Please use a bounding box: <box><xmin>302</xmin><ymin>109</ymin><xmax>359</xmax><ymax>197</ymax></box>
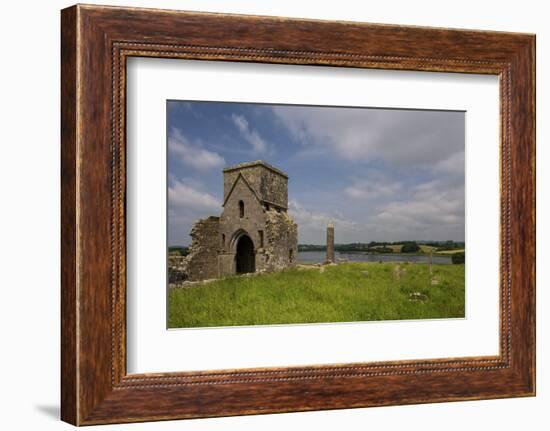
<box><xmin>409</xmin><ymin>292</ymin><xmax>428</xmax><ymax>302</ymax></box>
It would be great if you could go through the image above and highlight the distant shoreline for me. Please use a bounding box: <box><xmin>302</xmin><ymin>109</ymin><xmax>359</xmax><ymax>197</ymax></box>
<box><xmin>300</xmin><ymin>250</ymin><xmax>465</xmax><ymax>257</ymax></box>
<box><xmin>168</xmin><ymin>243</ymin><xmax>466</xmax><ymax>257</ymax></box>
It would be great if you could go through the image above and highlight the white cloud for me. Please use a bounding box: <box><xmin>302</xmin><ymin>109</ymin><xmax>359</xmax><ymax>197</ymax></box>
<box><xmin>433</xmin><ymin>151</ymin><xmax>465</xmax><ymax>177</ymax></box>
<box><xmin>289</xmin><ymin>200</ymin><xmax>358</xmax><ymax>240</ymax></box>
<box><xmin>168</xmin><ymin>178</ymin><xmax>220</xmax><ymax>211</ymax></box>
<box><xmin>231</xmin><ymin>114</ymin><xmax>268</xmax><ymax>154</ymax></box>
<box><xmin>345</xmin><ymin>178</ymin><xmax>402</xmax><ymax>201</ymax></box>
<box><xmin>179</xmin><ymin>102</ymin><xmax>193</xmax><ymax>111</ymax></box>
<box><xmin>168</xmin><ymin>128</ymin><xmax>225</xmax><ymax>171</ymax></box>
<box><xmin>271</xmin><ymin>106</ymin><xmax>464</xmax><ymax>167</ymax></box>
<box><xmin>371</xmin><ymin>179</ymin><xmax>464</xmax><ymax>236</ymax></box>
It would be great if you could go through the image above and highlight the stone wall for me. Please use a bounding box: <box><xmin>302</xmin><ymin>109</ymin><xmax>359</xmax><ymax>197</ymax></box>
<box><xmin>219</xmin><ymin>176</ymin><xmax>266</xmax><ymax>251</ymax></box>
<box><xmin>259</xmin><ymin>168</ymin><xmax>288</xmax><ymax>209</ymax></box>
<box><xmin>168</xmin><ymin>255</ymin><xmax>188</xmax><ymax>283</ymax></box>
<box><xmin>218</xmin><ymin>176</ymin><xmax>266</xmax><ymax>277</ymax></box>
<box><xmin>186</xmin><ymin>216</ymin><xmax>220</xmax><ymax>281</ymax></box>
<box><xmin>258</xmin><ymin>209</ymin><xmax>298</xmax><ymax>272</ymax></box>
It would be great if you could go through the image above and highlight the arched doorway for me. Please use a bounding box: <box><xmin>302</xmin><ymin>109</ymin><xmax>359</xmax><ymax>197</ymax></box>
<box><xmin>235</xmin><ymin>234</ymin><xmax>255</xmax><ymax>274</ymax></box>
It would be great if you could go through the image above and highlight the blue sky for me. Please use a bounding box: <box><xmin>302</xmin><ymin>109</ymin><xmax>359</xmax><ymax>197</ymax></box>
<box><xmin>167</xmin><ymin>100</ymin><xmax>465</xmax><ymax>246</ymax></box>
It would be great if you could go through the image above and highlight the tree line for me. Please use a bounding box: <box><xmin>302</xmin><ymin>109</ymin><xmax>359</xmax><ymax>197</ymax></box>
<box><xmin>298</xmin><ymin>240</ymin><xmax>464</xmax><ymax>253</ymax></box>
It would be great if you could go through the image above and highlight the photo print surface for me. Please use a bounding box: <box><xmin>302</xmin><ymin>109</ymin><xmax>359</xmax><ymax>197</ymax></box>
<box><xmin>167</xmin><ymin>100</ymin><xmax>465</xmax><ymax>328</ymax></box>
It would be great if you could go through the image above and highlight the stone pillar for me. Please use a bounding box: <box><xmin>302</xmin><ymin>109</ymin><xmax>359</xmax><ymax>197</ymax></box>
<box><xmin>326</xmin><ymin>222</ymin><xmax>335</xmax><ymax>263</ymax></box>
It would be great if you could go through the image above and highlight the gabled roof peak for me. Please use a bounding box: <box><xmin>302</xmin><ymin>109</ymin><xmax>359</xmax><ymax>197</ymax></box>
<box><xmin>222</xmin><ymin>172</ymin><xmax>261</xmax><ymax>207</ymax></box>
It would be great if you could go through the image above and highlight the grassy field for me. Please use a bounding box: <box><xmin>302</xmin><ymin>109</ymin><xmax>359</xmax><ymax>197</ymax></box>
<box><xmin>371</xmin><ymin>244</ymin><xmax>460</xmax><ymax>254</ymax></box>
<box><xmin>168</xmin><ymin>262</ymin><xmax>465</xmax><ymax>328</ymax></box>
<box><xmin>419</xmin><ymin>244</ymin><xmax>438</xmax><ymax>253</ymax></box>
<box><xmin>372</xmin><ymin>244</ymin><xmax>405</xmax><ymax>252</ymax></box>
<box><xmin>435</xmin><ymin>248</ymin><xmax>465</xmax><ymax>255</ymax></box>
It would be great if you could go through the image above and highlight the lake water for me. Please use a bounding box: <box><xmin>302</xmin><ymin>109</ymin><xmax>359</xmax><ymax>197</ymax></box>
<box><xmin>298</xmin><ymin>251</ymin><xmax>453</xmax><ymax>265</ymax></box>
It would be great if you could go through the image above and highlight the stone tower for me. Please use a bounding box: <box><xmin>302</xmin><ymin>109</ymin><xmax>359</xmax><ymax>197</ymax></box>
<box><xmin>182</xmin><ymin>161</ymin><xmax>298</xmax><ymax>282</ymax></box>
<box><xmin>326</xmin><ymin>222</ymin><xmax>335</xmax><ymax>263</ymax></box>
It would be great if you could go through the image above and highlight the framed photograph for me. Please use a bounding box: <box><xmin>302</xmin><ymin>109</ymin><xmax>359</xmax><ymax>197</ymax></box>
<box><xmin>61</xmin><ymin>4</ymin><xmax>535</xmax><ymax>425</ymax></box>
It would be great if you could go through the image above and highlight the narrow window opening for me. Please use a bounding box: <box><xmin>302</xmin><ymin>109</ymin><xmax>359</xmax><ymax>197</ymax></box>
<box><xmin>258</xmin><ymin>230</ymin><xmax>264</xmax><ymax>248</ymax></box>
<box><xmin>221</xmin><ymin>233</ymin><xmax>225</xmax><ymax>247</ymax></box>
<box><xmin>239</xmin><ymin>200</ymin><xmax>244</xmax><ymax>218</ymax></box>
<box><xmin>289</xmin><ymin>249</ymin><xmax>294</xmax><ymax>263</ymax></box>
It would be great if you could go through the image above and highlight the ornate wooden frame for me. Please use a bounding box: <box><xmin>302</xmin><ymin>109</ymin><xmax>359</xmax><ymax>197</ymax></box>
<box><xmin>61</xmin><ymin>4</ymin><xmax>535</xmax><ymax>425</ymax></box>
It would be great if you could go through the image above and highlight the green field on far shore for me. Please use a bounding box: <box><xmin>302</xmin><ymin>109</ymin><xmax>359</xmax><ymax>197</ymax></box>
<box><xmin>168</xmin><ymin>262</ymin><xmax>465</xmax><ymax>328</ymax></box>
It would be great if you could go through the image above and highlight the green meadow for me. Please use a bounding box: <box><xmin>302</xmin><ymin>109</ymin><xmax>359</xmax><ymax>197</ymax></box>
<box><xmin>168</xmin><ymin>262</ymin><xmax>465</xmax><ymax>328</ymax></box>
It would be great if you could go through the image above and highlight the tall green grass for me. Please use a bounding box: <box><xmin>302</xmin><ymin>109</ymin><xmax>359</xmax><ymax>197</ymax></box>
<box><xmin>168</xmin><ymin>262</ymin><xmax>465</xmax><ymax>328</ymax></box>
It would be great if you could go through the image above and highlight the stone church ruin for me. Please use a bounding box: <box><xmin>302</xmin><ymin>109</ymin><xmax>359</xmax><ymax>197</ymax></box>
<box><xmin>170</xmin><ymin>161</ymin><xmax>298</xmax><ymax>283</ymax></box>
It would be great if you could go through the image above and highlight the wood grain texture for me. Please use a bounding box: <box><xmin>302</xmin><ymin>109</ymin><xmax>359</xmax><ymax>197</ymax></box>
<box><xmin>60</xmin><ymin>5</ymin><xmax>78</xmax><ymax>425</ymax></box>
<box><xmin>60</xmin><ymin>4</ymin><xmax>535</xmax><ymax>425</ymax></box>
